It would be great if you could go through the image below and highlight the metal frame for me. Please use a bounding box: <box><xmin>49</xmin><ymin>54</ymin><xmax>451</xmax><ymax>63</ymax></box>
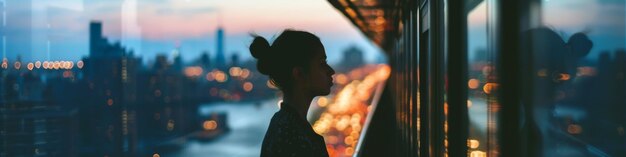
<box><xmin>327</xmin><ymin>0</ymin><xmax>545</xmax><ymax>156</ymax></box>
<box><xmin>429</xmin><ymin>0</ymin><xmax>446</xmax><ymax>156</ymax></box>
<box><xmin>496</xmin><ymin>0</ymin><xmax>524</xmax><ymax>156</ymax></box>
<box><xmin>447</xmin><ymin>0</ymin><xmax>470</xmax><ymax>157</ymax></box>
<box><xmin>418</xmin><ymin>2</ymin><xmax>431</xmax><ymax>156</ymax></box>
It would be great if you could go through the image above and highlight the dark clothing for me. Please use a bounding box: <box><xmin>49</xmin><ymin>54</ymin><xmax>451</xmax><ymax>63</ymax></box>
<box><xmin>260</xmin><ymin>103</ymin><xmax>329</xmax><ymax>157</ymax></box>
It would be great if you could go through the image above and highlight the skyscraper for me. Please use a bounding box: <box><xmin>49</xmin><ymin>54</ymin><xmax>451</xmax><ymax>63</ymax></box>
<box><xmin>338</xmin><ymin>46</ymin><xmax>365</xmax><ymax>72</ymax></box>
<box><xmin>199</xmin><ymin>51</ymin><xmax>211</xmax><ymax>69</ymax></box>
<box><xmin>89</xmin><ymin>21</ymin><xmax>126</xmax><ymax>58</ymax></box>
<box><xmin>230</xmin><ymin>52</ymin><xmax>240</xmax><ymax>67</ymax></box>
<box><xmin>215</xmin><ymin>26</ymin><xmax>226</xmax><ymax>70</ymax></box>
<box><xmin>89</xmin><ymin>22</ymin><xmax>104</xmax><ymax>57</ymax></box>
<box><xmin>83</xmin><ymin>21</ymin><xmax>140</xmax><ymax>157</ymax></box>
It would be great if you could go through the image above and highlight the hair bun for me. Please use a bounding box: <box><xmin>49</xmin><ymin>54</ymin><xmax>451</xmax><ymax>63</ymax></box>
<box><xmin>250</xmin><ymin>36</ymin><xmax>271</xmax><ymax>59</ymax></box>
<box><xmin>568</xmin><ymin>32</ymin><xmax>593</xmax><ymax>58</ymax></box>
<box><xmin>249</xmin><ymin>35</ymin><xmax>274</xmax><ymax>75</ymax></box>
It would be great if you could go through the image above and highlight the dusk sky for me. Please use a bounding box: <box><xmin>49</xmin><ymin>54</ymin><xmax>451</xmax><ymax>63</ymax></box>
<box><xmin>466</xmin><ymin>0</ymin><xmax>625</xmax><ymax>62</ymax></box>
<box><xmin>1</xmin><ymin>0</ymin><xmax>624</xmax><ymax>64</ymax></box>
<box><xmin>2</xmin><ymin>0</ymin><xmax>385</xmax><ymax>65</ymax></box>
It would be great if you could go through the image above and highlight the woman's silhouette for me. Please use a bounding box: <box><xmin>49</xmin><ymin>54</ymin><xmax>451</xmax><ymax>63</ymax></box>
<box><xmin>520</xmin><ymin>27</ymin><xmax>592</xmax><ymax>156</ymax></box>
<box><xmin>250</xmin><ymin>30</ymin><xmax>334</xmax><ymax>157</ymax></box>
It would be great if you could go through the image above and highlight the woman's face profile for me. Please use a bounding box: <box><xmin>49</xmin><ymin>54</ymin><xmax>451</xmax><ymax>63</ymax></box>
<box><xmin>305</xmin><ymin>47</ymin><xmax>335</xmax><ymax>96</ymax></box>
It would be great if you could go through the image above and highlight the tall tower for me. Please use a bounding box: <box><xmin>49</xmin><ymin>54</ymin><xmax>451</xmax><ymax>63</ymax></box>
<box><xmin>89</xmin><ymin>22</ymin><xmax>103</xmax><ymax>57</ymax></box>
<box><xmin>215</xmin><ymin>27</ymin><xmax>226</xmax><ymax>69</ymax></box>
<box><xmin>215</xmin><ymin>22</ymin><xmax>226</xmax><ymax>70</ymax></box>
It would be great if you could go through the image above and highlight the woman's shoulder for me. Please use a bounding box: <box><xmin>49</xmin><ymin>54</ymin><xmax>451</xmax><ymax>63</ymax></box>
<box><xmin>261</xmin><ymin>109</ymin><xmax>328</xmax><ymax>157</ymax></box>
<box><xmin>261</xmin><ymin>110</ymin><xmax>311</xmax><ymax>154</ymax></box>
<box><xmin>267</xmin><ymin>109</ymin><xmax>305</xmax><ymax>133</ymax></box>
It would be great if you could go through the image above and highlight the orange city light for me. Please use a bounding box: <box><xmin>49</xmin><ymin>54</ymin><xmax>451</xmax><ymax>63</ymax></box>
<box><xmin>27</xmin><ymin>63</ymin><xmax>34</xmax><ymax>70</ymax></box>
<box><xmin>14</xmin><ymin>61</ymin><xmax>21</xmax><ymax>69</ymax></box>
<box><xmin>34</xmin><ymin>61</ymin><xmax>41</xmax><ymax>69</ymax></box>
<box><xmin>77</xmin><ymin>60</ymin><xmax>84</xmax><ymax>69</ymax></box>
<box><xmin>317</xmin><ymin>96</ymin><xmax>329</xmax><ymax>107</ymax></box>
<box><xmin>468</xmin><ymin>139</ymin><xmax>480</xmax><ymax>149</ymax></box>
<box><xmin>243</xmin><ymin>82</ymin><xmax>254</xmax><ymax>92</ymax></box>
<box><xmin>203</xmin><ymin>120</ymin><xmax>218</xmax><ymax>131</ymax></box>
<box><xmin>468</xmin><ymin>78</ymin><xmax>480</xmax><ymax>89</ymax></box>
<box><xmin>229</xmin><ymin>67</ymin><xmax>242</xmax><ymax>77</ymax></box>
<box><xmin>483</xmin><ymin>83</ymin><xmax>498</xmax><ymax>94</ymax></box>
<box><xmin>215</xmin><ymin>71</ymin><xmax>228</xmax><ymax>82</ymax></box>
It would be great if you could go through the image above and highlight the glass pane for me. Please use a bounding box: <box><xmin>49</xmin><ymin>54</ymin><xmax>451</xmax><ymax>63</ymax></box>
<box><xmin>0</xmin><ymin>1</ymin><xmax>388</xmax><ymax>157</ymax></box>
<box><xmin>530</xmin><ymin>0</ymin><xmax>626</xmax><ymax>156</ymax></box>
<box><xmin>467</xmin><ymin>1</ymin><xmax>495</xmax><ymax>157</ymax></box>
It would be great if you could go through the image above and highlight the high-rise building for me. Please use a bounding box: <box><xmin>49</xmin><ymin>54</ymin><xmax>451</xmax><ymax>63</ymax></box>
<box><xmin>83</xmin><ymin>21</ymin><xmax>140</xmax><ymax>157</ymax></box>
<box><xmin>89</xmin><ymin>21</ymin><xmax>125</xmax><ymax>58</ymax></box>
<box><xmin>215</xmin><ymin>26</ymin><xmax>226</xmax><ymax>70</ymax></box>
<box><xmin>0</xmin><ymin>101</ymin><xmax>79</xmax><ymax>157</ymax></box>
<box><xmin>230</xmin><ymin>52</ymin><xmax>240</xmax><ymax>67</ymax></box>
<box><xmin>0</xmin><ymin>63</ymin><xmax>78</xmax><ymax>156</ymax></box>
<box><xmin>136</xmin><ymin>54</ymin><xmax>198</xmax><ymax>156</ymax></box>
<box><xmin>172</xmin><ymin>48</ymin><xmax>183</xmax><ymax>72</ymax></box>
<box><xmin>199</xmin><ymin>51</ymin><xmax>211</xmax><ymax>69</ymax></box>
<box><xmin>89</xmin><ymin>22</ymin><xmax>104</xmax><ymax>57</ymax></box>
<box><xmin>338</xmin><ymin>46</ymin><xmax>365</xmax><ymax>72</ymax></box>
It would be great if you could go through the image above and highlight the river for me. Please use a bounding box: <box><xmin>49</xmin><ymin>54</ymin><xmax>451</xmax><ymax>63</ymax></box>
<box><xmin>163</xmin><ymin>99</ymin><xmax>280</xmax><ymax>157</ymax></box>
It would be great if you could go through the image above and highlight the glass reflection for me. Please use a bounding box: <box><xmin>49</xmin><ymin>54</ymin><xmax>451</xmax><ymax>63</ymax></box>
<box><xmin>528</xmin><ymin>0</ymin><xmax>626</xmax><ymax>156</ymax></box>
<box><xmin>467</xmin><ymin>1</ymin><xmax>495</xmax><ymax>157</ymax></box>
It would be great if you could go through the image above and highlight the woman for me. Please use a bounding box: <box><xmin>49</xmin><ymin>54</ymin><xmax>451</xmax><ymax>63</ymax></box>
<box><xmin>250</xmin><ymin>30</ymin><xmax>335</xmax><ymax>157</ymax></box>
<box><xmin>520</xmin><ymin>27</ymin><xmax>592</xmax><ymax>156</ymax></box>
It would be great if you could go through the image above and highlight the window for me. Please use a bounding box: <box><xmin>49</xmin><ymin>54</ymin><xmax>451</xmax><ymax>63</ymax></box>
<box><xmin>528</xmin><ymin>0</ymin><xmax>626</xmax><ymax>156</ymax></box>
<box><xmin>466</xmin><ymin>1</ymin><xmax>495</xmax><ymax>157</ymax></box>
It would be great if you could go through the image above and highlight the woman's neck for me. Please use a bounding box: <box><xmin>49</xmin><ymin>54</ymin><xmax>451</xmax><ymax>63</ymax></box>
<box><xmin>282</xmin><ymin>92</ymin><xmax>314</xmax><ymax>121</ymax></box>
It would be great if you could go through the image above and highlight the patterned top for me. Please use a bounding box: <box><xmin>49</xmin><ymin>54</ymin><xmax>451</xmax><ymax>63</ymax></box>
<box><xmin>260</xmin><ymin>103</ymin><xmax>329</xmax><ymax>157</ymax></box>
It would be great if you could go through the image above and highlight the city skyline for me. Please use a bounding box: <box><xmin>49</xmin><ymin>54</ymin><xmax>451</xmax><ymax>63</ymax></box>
<box><xmin>1</xmin><ymin>0</ymin><xmax>625</xmax><ymax>156</ymax></box>
<box><xmin>1</xmin><ymin>0</ymin><xmax>384</xmax><ymax>65</ymax></box>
